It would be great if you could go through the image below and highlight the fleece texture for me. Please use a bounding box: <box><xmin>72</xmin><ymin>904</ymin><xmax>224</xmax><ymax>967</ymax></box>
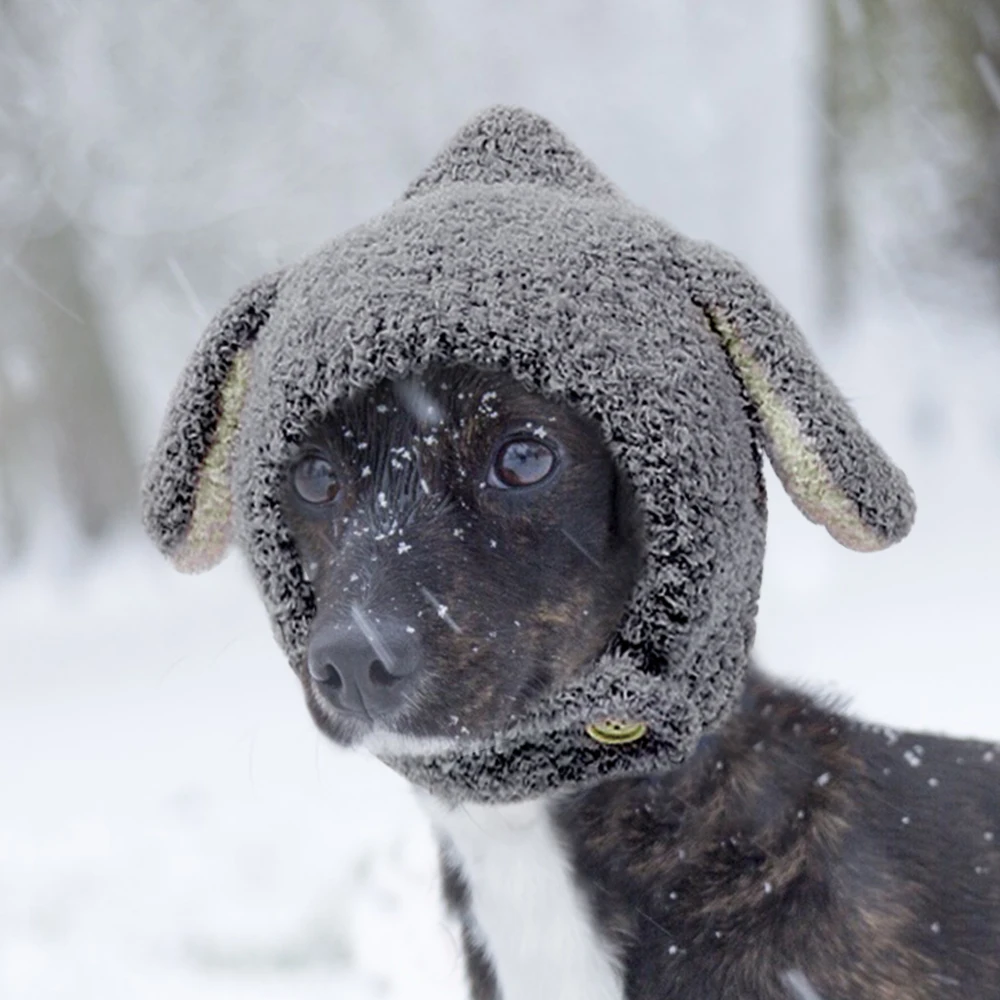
<box><xmin>142</xmin><ymin>106</ymin><xmax>915</xmax><ymax>803</ymax></box>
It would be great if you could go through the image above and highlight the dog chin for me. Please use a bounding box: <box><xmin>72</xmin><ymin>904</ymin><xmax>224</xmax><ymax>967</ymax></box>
<box><xmin>305</xmin><ymin>677</ymin><xmax>506</xmax><ymax>754</ymax></box>
<box><xmin>362</xmin><ymin>728</ymin><xmax>474</xmax><ymax>758</ymax></box>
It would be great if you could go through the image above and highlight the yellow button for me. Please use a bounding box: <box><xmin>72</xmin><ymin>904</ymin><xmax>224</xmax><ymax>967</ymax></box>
<box><xmin>585</xmin><ymin>720</ymin><xmax>648</xmax><ymax>745</ymax></box>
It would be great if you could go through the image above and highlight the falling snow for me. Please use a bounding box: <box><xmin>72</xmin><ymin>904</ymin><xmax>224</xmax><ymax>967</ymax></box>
<box><xmin>782</xmin><ymin>969</ymin><xmax>825</xmax><ymax>1000</ymax></box>
<box><xmin>418</xmin><ymin>586</ymin><xmax>462</xmax><ymax>633</ymax></box>
<box><xmin>974</xmin><ymin>52</ymin><xmax>1000</xmax><ymax>112</ymax></box>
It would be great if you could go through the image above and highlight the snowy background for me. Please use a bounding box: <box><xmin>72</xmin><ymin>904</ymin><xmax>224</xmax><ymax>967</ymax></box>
<box><xmin>2</xmin><ymin>2</ymin><xmax>999</xmax><ymax>998</ymax></box>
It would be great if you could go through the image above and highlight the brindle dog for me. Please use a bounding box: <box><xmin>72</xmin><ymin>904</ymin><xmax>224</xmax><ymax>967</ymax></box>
<box><xmin>283</xmin><ymin>363</ymin><xmax>999</xmax><ymax>1000</ymax></box>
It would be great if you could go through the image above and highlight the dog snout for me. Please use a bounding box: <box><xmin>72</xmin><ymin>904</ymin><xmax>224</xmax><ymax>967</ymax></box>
<box><xmin>307</xmin><ymin>615</ymin><xmax>421</xmax><ymax>720</ymax></box>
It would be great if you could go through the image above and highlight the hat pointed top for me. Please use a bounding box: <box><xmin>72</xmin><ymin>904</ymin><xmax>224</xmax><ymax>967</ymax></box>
<box><xmin>404</xmin><ymin>105</ymin><xmax>618</xmax><ymax>199</ymax></box>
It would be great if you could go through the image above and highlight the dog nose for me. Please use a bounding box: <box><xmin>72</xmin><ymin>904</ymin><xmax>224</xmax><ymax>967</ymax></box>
<box><xmin>307</xmin><ymin>616</ymin><xmax>420</xmax><ymax>719</ymax></box>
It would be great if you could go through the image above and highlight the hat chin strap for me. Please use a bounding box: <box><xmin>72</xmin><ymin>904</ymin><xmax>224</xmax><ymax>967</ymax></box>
<box><xmin>378</xmin><ymin>720</ymin><xmax>690</xmax><ymax>805</ymax></box>
<box><xmin>374</xmin><ymin>655</ymin><xmax>708</xmax><ymax>804</ymax></box>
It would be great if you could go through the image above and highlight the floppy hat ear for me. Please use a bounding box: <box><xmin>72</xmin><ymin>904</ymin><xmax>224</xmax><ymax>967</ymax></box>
<box><xmin>142</xmin><ymin>271</ymin><xmax>283</xmax><ymax>572</ymax></box>
<box><xmin>682</xmin><ymin>239</ymin><xmax>915</xmax><ymax>551</ymax></box>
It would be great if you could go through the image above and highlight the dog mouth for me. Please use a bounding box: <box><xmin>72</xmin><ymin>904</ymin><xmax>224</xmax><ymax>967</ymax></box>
<box><xmin>307</xmin><ymin>677</ymin><xmax>379</xmax><ymax>741</ymax></box>
<box><xmin>308</xmin><ymin>671</ymin><xmax>471</xmax><ymax>746</ymax></box>
<box><xmin>327</xmin><ymin>701</ymin><xmax>375</xmax><ymax>725</ymax></box>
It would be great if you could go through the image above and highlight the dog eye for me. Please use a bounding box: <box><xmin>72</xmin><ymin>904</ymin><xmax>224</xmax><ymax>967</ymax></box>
<box><xmin>489</xmin><ymin>439</ymin><xmax>557</xmax><ymax>488</ymax></box>
<box><xmin>292</xmin><ymin>455</ymin><xmax>340</xmax><ymax>504</ymax></box>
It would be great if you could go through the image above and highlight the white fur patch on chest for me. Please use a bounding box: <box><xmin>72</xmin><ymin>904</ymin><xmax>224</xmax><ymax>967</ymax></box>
<box><xmin>424</xmin><ymin>795</ymin><xmax>625</xmax><ymax>1000</ymax></box>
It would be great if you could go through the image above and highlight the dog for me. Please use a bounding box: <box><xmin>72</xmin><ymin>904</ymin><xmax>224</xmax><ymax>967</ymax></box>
<box><xmin>137</xmin><ymin>104</ymin><xmax>986</xmax><ymax>1000</ymax></box>
<box><xmin>281</xmin><ymin>362</ymin><xmax>999</xmax><ymax>1000</ymax></box>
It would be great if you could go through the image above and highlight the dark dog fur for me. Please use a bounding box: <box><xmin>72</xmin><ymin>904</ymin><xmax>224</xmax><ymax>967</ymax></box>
<box><xmin>283</xmin><ymin>364</ymin><xmax>999</xmax><ymax>1000</ymax></box>
<box><xmin>547</xmin><ymin>681</ymin><xmax>999</xmax><ymax>999</ymax></box>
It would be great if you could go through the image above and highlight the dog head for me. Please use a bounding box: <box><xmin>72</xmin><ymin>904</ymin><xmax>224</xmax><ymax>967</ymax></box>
<box><xmin>142</xmin><ymin>107</ymin><xmax>915</xmax><ymax>799</ymax></box>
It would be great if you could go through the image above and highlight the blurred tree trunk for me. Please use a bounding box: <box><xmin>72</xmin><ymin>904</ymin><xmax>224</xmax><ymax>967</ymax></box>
<box><xmin>0</xmin><ymin>348</ymin><xmax>28</xmax><ymax>561</ymax></box>
<box><xmin>820</xmin><ymin>0</ymin><xmax>1000</xmax><ymax>321</ymax></box>
<box><xmin>0</xmin><ymin>217</ymin><xmax>138</xmax><ymax>558</ymax></box>
<box><xmin>1</xmin><ymin>1</ymin><xmax>138</xmax><ymax>563</ymax></box>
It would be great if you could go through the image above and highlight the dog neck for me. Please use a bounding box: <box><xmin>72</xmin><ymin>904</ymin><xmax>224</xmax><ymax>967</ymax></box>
<box><xmin>366</xmin><ymin>649</ymin><xmax>716</xmax><ymax>804</ymax></box>
<box><xmin>424</xmin><ymin>793</ymin><xmax>625</xmax><ymax>1000</ymax></box>
<box><xmin>373</xmin><ymin>723</ymin><xmax>684</xmax><ymax>804</ymax></box>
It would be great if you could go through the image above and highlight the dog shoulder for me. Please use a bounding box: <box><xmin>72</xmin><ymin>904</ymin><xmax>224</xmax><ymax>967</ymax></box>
<box><xmin>553</xmin><ymin>673</ymin><xmax>999</xmax><ymax>999</ymax></box>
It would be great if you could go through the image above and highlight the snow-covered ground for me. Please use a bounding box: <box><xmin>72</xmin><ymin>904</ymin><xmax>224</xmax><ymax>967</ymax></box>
<box><xmin>2</xmin><ymin>306</ymin><xmax>999</xmax><ymax>1000</ymax></box>
<box><xmin>0</xmin><ymin>547</ymin><xmax>468</xmax><ymax>1000</ymax></box>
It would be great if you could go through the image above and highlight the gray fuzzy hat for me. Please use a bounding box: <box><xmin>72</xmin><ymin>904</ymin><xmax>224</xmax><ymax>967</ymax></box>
<box><xmin>142</xmin><ymin>107</ymin><xmax>915</xmax><ymax>803</ymax></box>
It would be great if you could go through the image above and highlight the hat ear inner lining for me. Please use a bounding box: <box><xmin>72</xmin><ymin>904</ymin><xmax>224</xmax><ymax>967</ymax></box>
<box><xmin>173</xmin><ymin>348</ymin><xmax>253</xmax><ymax>572</ymax></box>
<box><xmin>704</xmin><ymin>307</ymin><xmax>886</xmax><ymax>553</ymax></box>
